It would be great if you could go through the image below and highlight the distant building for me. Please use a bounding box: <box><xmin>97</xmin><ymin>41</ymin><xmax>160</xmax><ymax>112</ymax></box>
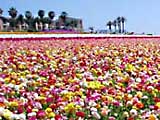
<box><xmin>0</xmin><ymin>16</ymin><xmax>9</xmax><ymax>31</ymax></box>
<box><xmin>55</xmin><ymin>16</ymin><xmax>83</xmax><ymax>32</ymax></box>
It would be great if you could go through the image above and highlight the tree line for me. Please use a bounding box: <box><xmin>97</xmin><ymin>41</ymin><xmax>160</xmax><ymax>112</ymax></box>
<box><xmin>107</xmin><ymin>16</ymin><xmax>126</xmax><ymax>34</ymax></box>
<box><xmin>0</xmin><ymin>7</ymin><xmax>77</xmax><ymax>32</ymax></box>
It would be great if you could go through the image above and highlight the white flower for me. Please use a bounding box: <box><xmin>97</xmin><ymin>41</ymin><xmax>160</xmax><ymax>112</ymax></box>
<box><xmin>126</xmin><ymin>101</ymin><xmax>133</xmax><ymax>106</ymax></box>
<box><xmin>91</xmin><ymin>111</ymin><xmax>101</xmax><ymax>119</ymax></box>
<box><xmin>123</xmin><ymin>111</ymin><xmax>129</xmax><ymax>117</ymax></box>
<box><xmin>147</xmin><ymin>86</ymin><xmax>154</xmax><ymax>90</ymax></box>
<box><xmin>136</xmin><ymin>78</ymin><xmax>141</xmax><ymax>82</ymax></box>
<box><xmin>90</xmin><ymin>107</ymin><xmax>97</xmax><ymax>112</ymax></box>
<box><xmin>0</xmin><ymin>107</ymin><xmax>5</xmax><ymax>116</ymax></box>
<box><xmin>130</xmin><ymin>109</ymin><xmax>138</xmax><ymax>116</ymax></box>
<box><xmin>89</xmin><ymin>101</ymin><xmax>97</xmax><ymax>107</ymax></box>
<box><xmin>18</xmin><ymin>113</ymin><xmax>26</xmax><ymax>120</ymax></box>
<box><xmin>28</xmin><ymin>112</ymin><xmax>36</xmax><ymax>117</ymax></box>
<box><xmin>142</xmin><ymin>95</ymin><xmax>148</xmax><ymax>99</ymax></box>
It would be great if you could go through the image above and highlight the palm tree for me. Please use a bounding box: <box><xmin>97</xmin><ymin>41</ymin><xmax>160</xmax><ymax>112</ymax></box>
<box><xmin>121</xmin><ymin>16</ymin><xmax>126</xmax><ymax>33</ymax></box>
<box><xmin>117</xmin><ymin>16</ymin><xmax>121</xmax><ymax>33</ymax></box>
<box><xmin>38</xmin><ymin>10</ymin><xmax>45</xmax><ymax>19</ymax></box>
<box><xmin>60</xmin><ymin>11</ymin><xmax>68</xmax><ymax>29</ymax></box>
<box><xmin>48</xmin><ymin>11</ymin><xmax>55</xmax><ymax>20</ymax></box>
<box><xmin>112</xmin><ymin>20</ymin><xmax>117</xmax><ymax>33</ymax></box>
<box><xmin>38</xmin><ymin>10</ymin><xmax>45</xmax><ymax>30</ymax></box>
<box><xmin>48</xmin><ymin>11</ymin><xmax>55</xmax><ymax>29</ymax></box>
<box><xmin>25</xmin><ymin>11</ymin><xmax>35</xmax><ymax>31</ymax></box>
<box><xmin>16</xmin><ymin>14</ymin><xmax>24</xmax><ymax>31</ymax></box>
<box><xmin>8</xmin><ymin>7</ymin><xmax>17</xmax><ymax>19</ymax></box>
<box><xmin>25</xmin><ymin>11</ymin><xmax>32</xmax><ymax>20</ymax></box>
<box><xmin>8</xmin><ymin>7</ymin><xmax>18</xmax><ymax>31</ymax></box>
<box><xmin>0</xmin><ymin>8</ymin><xmax>3</xmax><ymax>16</ymax></box>
<box><xmin>107</xmin><ymin>21</ymin><xmax>112</xmax><ymax>33</ymax></box>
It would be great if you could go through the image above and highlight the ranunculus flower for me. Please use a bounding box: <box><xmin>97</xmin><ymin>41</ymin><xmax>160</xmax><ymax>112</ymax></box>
<box><xmin>76</xmin><ymin>111</ymin><xmax>85</xmax><ymax>117</ymax></box>
<box><xmin>36</xmin><ymin>110</ymin><xmax>46</xmax><ymax>118</ymax></box>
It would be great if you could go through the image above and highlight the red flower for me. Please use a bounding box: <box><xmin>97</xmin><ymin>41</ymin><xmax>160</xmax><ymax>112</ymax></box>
<box><xmin>76</xmin><ymin>111</ymin><xmax>85</xmax><ymax>117</ymax></box>
<box><xmin>55</xmin><ymin>114</ymin><xmax>62</xmax><ymax>120</ymax></box>
<box><xmin>127</xmin><ymin>117</ymin><xmax>134</xmax><ymax>120</ymax></box>
<box><xmin>154</xmin><ymin>97</ymin><xmax>160</xmax><ymax>102</ymax></box>
<box><xmin>135</xmin><ymin>102</ymin><xmax>144</xmax><ymax>109</ymax></box>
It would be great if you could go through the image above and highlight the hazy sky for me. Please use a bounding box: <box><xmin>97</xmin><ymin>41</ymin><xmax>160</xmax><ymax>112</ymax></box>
<box><xmin>1</xmin><ymin>0</ymin><xmax>160</xmax><ymax>34</ymax></box>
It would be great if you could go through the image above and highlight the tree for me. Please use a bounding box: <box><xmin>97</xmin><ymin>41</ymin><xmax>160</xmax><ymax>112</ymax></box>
<box><xmin>60</xmin><ymin>11</ymin><xmax>68</xmax><ymax>28</ymax></box>
<box><xmin>25</xmin><ymin>11</ymin><xmax>32</xmax><ymax>20</ymax></box>
<box><xmin>117</xmin><ymin>16</ymin><xmax>121</xmax><ymax>33</ymax></box>
<box><xmin>8</xmin><ymin>7</ymin><xmax>18</xmax><ymax>31</ymax></box>
<box><xmin>25</xmin><ymin>11</ymin><xmax>35</xmax><ymax>31</ymax></box>
<box><xmin>112</xmin><ymin>20</ymin><xmax>117</xmax><ymax>33</ymax></box>
<box><xmin>17</xmin><ymin>14</ymin><xmax>24</xmax><ymax>24</ymax></box>
<box><xmin>38</xmin><ymin>10</ymin><xmax>45</xmax><ymax>30</ymax></box>
<box><xmin>107</xmin><ymin>21</ymin><xmax>112</xmax><ymax>33</ymax></box>
<box><xmin>48</xmin><ymin>11</ymin><xmax>55</xmax><ymax>29</ymax></box>
<box><xmin>0</xmin><ymin>8</ymin><xmax>3</xmax><ymax>16</ymax></box>
<box><xmin>16</xmin><ymin>14</ymin><xmax>24</xmax><ymax>31</ymax></box>
<box><xmin>121</xmin><ymin>16</ymin><xmax>126</xmax><ymax>33</ymax></box>
<box><xmin>38</xmin><ymin>10</ymin><xmax>45</xmax><ymax>19</ymax></box>
<box><xmin>8</xmin><ymin>7</ymin><xmax>17</xmax><ymax>19</ymax></box>
<box><xmin>48</xmin><ymin>11</ymin><xmax>55</xmax><ymax>20</ymax></box>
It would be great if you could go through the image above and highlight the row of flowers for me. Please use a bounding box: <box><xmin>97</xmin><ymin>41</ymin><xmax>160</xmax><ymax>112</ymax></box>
<box><xmin>0</xmin><ymin>38</ymin><xmax>159</xmax><ymax>120</ymax></box>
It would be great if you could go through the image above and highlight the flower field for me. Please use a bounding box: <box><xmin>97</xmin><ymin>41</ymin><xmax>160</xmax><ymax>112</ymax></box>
<box><xmin>0</xmin><ymin>37</ymin><xmax>160</xmax><ymax>120</ymax></box>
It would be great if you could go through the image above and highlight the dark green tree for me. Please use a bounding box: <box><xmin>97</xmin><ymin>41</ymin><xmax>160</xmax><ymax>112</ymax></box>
<box><xmin>107</xmin><ymin>21</ymin><xmax>112</xmax><ymax>32</ymax></box>
<box><xmin>8</xmin><ymin>7</ymin><xmax>17</xmax><ymax>18</ymax></box>
<box><xmin>16</xmin><ymin>14</ymin><xmax>24</xmax><ymax>31</ymax></box>
<box><xmin>117</xmin><ymin>17</ymin><xmax>121</xmax><ymax>33</ymax></box>
<box><xmin>25</xmin><ymin>11</ymin><xmax>35</xmax><ymax>31</ymax></box>
<box><xmin>121</xmin><ymin>16</ymin><xmax>126</xmax><ymax>33</ymax></box>
<box><xmin>8</xmin><ymin>7</ymin><xmax>18</xmax><ymax>31</ymax></box>
<box><xmin>112</xmin><ymin>20</ymin><xmax>117</xmax><ymax>33</ymax></box>
<box><xmin>48</xmin><ymin>11</ymin><xmax>55</xmax><ymax>29</ymax></box>
<box><xmin>60</xmin><ymin>11</ymin><xmax>68</xmax><ymax>29</ymax></box>
<box><xmin>38</xmin><ymin>10</ymin><xmax>46</xmax><ymax>30</ymax></box>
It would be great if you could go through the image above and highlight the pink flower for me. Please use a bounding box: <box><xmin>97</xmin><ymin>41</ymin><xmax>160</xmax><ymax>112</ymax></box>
<box><xmin>36</xmin><ymin>110</ymin><xmax>46</xmax><ymax>118</ymax></box>
<box><xmin>28</xmin><ymin>116</ymin><xmax>37</xmax><ymax>120</ymax></box>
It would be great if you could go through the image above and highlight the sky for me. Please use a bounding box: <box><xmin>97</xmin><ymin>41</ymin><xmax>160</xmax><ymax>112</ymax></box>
<box><xmin>1</xmin><ymin>0</ymin><xmax>160</xmax><ymax>34</ymax></box>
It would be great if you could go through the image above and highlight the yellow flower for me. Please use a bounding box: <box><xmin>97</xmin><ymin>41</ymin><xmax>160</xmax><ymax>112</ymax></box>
<box><xmin>64</xmin><ymin>102</ymin><xmax>75</xmax><ymax>113</ymax></box>
<box><xmin>156</xmin><ymin>102</ymin><xmax>160</xmax><ymax>109</ymax></box>
<box><xmin>68</xmin><ymin>78</ymin><xmax>76</xmax><ymax>83</ymax></box>
<box><xmin>76</xmin><ymin>73</ymin><xmax>82</xmax><ymax>79</ymax></box>
<box><xmin>32</xmin><ymin>108</ymin><xmax>39</xmax><ymax>112</ymax></box>
<box><xmin>45</xmin><ymin>108</ymin><xmax>52</xmax><ymax>113</ymax></box>
<box><xmin>75</xmin><ymin>105</ymin><xmax>81</xmax><ymax>110</ymax></box>
<box><xmin>9</xmin><ymin>101</ymin><xmax>18</xmax><ymax>107</ymax></box>
<box><xmin>136</xmin><ymin>91</ymin><xmax>143</xmax><ymax>98</ymax></box>
<box><xmin>126</xmin><ymin>64</ymin><xmax>135</xmax><ymax>72</ymax></box>
<box><xmin>107</xmin><ymin>96</ymin><xmax>113</xmax><ymax>103</ymax></box>
<box><xmin>4</xmin><ymin>77</ymin><xmax>10</xmax><ymax>83</ymax></box>
<box><xmin>36</xmin><ymin>96</ymin><xmax>46</xmax><ymax>100</ymax></box>
<box><xmin>87</xmin><ymin>81</ymin><xmax>104</xmax><ymax>90</ymax></box>
<box><xmin>47</xmin><ymin>112</ymin><xmax>55</xmax><ymax>118</ymax></box>
<box><xmin>62</xmin><ymin>92</ymin><xmax>75</xmax><ymax>101</ymax></box>
<box><xmin>3</xmin><ymin>109</ymin><xmax>12</xmax><ymax>119</ymax></box>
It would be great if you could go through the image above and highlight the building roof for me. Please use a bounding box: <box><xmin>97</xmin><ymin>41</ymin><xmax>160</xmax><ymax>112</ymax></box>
<box><xmin>0</xmin><ymin>16</ymin><xmax>9</xmax><ymax>23</ymax></box>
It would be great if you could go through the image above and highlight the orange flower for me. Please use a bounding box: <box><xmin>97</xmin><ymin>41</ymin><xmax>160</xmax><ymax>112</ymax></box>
<box><xmin>0</xmin><ymin>102</ymin><xmax>5</xmax><ymax>108</ymax></box>
<box><xmin>135</xmin><ymin>102</ymin><xmax>144</xmax><ymax>109</ymax></box>
<box><xmin>148</xmin><ymin>114</ymin><xmax>156</xmax><ymax>120</ymax></box>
